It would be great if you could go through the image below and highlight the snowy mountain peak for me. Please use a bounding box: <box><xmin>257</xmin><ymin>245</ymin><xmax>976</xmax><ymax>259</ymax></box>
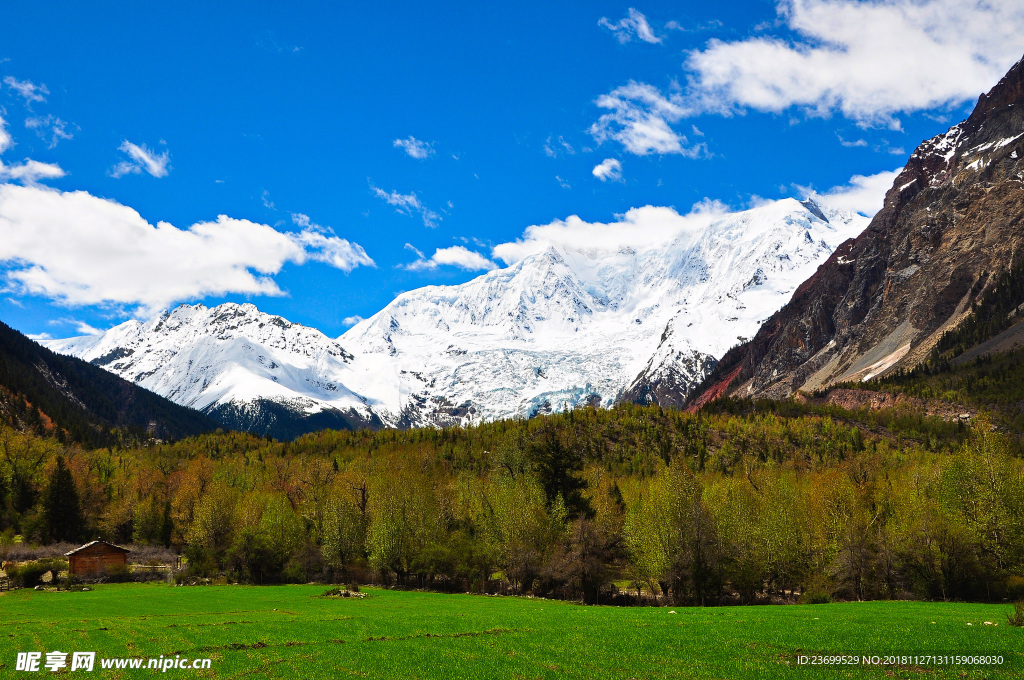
<box><xmin>45</xmin><ymin>302</ymin><xmax>367</xmax><ymax>424</ymax></box>
<box><xmin>48</xmin><ymin>196</ymin><xmax>868</xmax><ymax>437</ymax></box>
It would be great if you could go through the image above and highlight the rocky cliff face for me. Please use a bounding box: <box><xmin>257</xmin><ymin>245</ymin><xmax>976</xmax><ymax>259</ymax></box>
<box><xmin>692</xmin><ymin>55</ymin><xmax>1024</xmax><ymax>401</ymax></box>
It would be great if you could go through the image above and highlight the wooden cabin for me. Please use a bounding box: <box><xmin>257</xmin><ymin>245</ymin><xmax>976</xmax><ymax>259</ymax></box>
<box><xmin>65</xmin><ymin>541</ymin><xmax>130</xmax><ymax>576</ymax></box>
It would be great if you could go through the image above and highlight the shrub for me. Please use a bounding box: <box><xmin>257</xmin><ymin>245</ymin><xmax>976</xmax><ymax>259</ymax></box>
<box><xmin>800</xmin><ymin>590</ymin><xmax>833</xmax><ymax>605</ymax></box>
<box><xmin>104</xmin><ymin>563</ymin><xmax>131</xmax><ymax>582</ymax></box>
<box><xmin>6</xmin><ymin>558</ymin><xmax>68</xmax><ymax>588</ymax></box>
<box><xmin>1008</xmin><ymin>601</ymin><xmax>1024</xmax><ymax>628</ymax></box>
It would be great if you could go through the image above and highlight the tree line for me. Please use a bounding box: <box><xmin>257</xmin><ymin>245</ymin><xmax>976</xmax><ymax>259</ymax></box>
<box><xmin>1</xmin><ymin>402</ymin><xmax>1022</xmax><ymax>605</ymax></box>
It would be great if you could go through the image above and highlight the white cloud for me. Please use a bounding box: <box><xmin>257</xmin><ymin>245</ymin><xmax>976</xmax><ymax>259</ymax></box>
<box><xmin>370</xmin><ymin>184</ymin><xmax>441</xmax><ymax>227</ymax></box>
<box><xmin>599</xmin><ymin>8</ymin><xmax>662</xmax><ymax>44</ymax></box>
<box><xmin>404</xmin><ymin>244</ymin><xmax>497</xmax><ymax>272</ymax></box>
<box><xmin>543</xmin><ymin>135</ymin><xmax>575</xmax><ymax>158</ymax></box>
<box><xmin>4</xmin><ymin>76</ymin><xmax>48</xmax><ymax>104</ymax></box>
<box><xmin>0</xmin><ymin>159</ymin><xmax>66</xmax><ymax>184</ymax></box>
<box><xmin>393</xmin><ymin>136</ymin><xmax>434</xmax><ymax>159</ymax></box>
<box><xmin>681</xmin><ymin>0</ymin><xmax>1024</xmax><ymax>126</ymax></box>
<box><xmin>555</xmin><ymin>175</ymin><xmax>571</xmax><ymax>189</ymax></box>
<box><xmin>592</xmin><ymin>158</ymin><xmax>623</xmax><ymax>182</ymax></box>
<box><xmin>492</xmin><ymin>167</ymin><xmax>896</xmax><ymax>265</ymax></box>
<box><xmin>492</xmin><ymin>199</ymin><xmax>731</xmax><ymax>265</ymax></box>
<box><xmin>838</xmin><ymin>135</ymin><xmax>868</xmax><ymax>148</ymax></box>
<box><xmin>0</xmin><ymin>114</ymin><xmax>65</xmax><ymax>184</ymax></box>
<box><xmin>666</xmin><ymin>18</ymin><xmax>723</xmax><ymax>33</ymax></box>
<box><xmin>110</xmin><ymin>140</ymin><xmax>170</xmax><ymax>178</ymax></box>
<box><xmin>25</xmin><ymin>115</ymin><xmax>76</xmax><ymax>149</ymax></box>
<box><xmin>26</xmin><ymin>332</ymin><xmax>52</xmax><ymax>341</ymax></box>
<box><xmin>589</xmin><ymin>82</ymin><xmax>706</xmax><ymax>156</ymax></box>
<box><xmin>798</xmin><ymin>168</ymin><xmax>902</xmax><ymax>217</ymax></box>
<box><xmin>0</xmin><ymin>115</ymin><xmax>14</xmax><ymax>154</ymax></box>
<box><xmin>342</xmin><ymin>315</ymin><xmax>364</xmax><ymax>327</ymax></box>
<box><xmin>74</xmin><ymin>321</ymin><xmax>103</xmax><ymax>335</ymax></box>
<box><xmin>0</xmin><ymin>183</ymin><xmax>374</xmax><ymax>314</ymax></box>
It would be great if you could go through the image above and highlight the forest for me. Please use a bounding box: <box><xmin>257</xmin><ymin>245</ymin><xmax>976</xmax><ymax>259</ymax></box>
<box><xmin>2</xmin><ymin>398</ymin><xmax>1022</xmax><ymax>606</ymax></box>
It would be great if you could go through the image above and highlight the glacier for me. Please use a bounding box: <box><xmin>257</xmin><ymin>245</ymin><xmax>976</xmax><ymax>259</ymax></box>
<box><xmin>46</xmin><ymin>197</ymin><xmax>867</xmax><ymax>436</ymax></box>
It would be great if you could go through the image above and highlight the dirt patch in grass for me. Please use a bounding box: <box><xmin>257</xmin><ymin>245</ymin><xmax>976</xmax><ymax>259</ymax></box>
<box><xmin>364</xmin><ymin>627</ymin><xmax>523</xmax><ymax>643</ymax></box>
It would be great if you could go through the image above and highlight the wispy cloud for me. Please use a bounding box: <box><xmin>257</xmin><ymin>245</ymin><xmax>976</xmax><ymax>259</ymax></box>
<box><xmin>110</xmin><ymin>140</ymin><xmax>171</xmax><ymax>178</ymax></box>
<box><xmin>404</xmin><ymin>244</ymin><xmax>497</xmax><ymax>272</ymax></box>
<box><xmin>393</xmin><ymin>136</ymin><xmax>434</xmax><ymax>159</ymax></box>
<box><xmin>342</xmin><ymin>315</ymin><xmax>364</xmax><ymax>327</ymax></box>
<box><xmin>838</xmin><ymin>135</ymin><xmax>868</xmax><ymax>148</ymax></box>
<box><xmin>543</xmin><ymin>135</ymin><xmax>575</xmax><ymax>158</ymax></box>
<box><xmin>665</xmin><ymin>18</ymin><xmax>723</xmax><ymax>33</ymax></box>
<box><xmin>370</xmin><ymin>183</ymin><xmax>441</xmax><ymax>227</ymax></box>
<box><xmin>0</xmin><ymin>114</ymin><xmax>65</xmax><ymax>184</ymax></box>
<box><xmin>592</xmin><ymin>158</ymin><xmax>623</xmax><ymax>182</ymax></box>
<box><xmin>598</xmin><ymin>8</ymin><xmax>661</xmax><ymax>44</ymax></box>
<box><xmin>25</xmin><ymin>115</ymin><xmax>76</xmax><ymax>149</ymax></box>
<box><xmin>4</xmin><ymin>76</ymin><xmax>48</xmax><ymax>105</ymax></box>
<box><xmin>255</xmin><ymin>31</ymin><xmax>303</xmax><ymax>54</ymax></box>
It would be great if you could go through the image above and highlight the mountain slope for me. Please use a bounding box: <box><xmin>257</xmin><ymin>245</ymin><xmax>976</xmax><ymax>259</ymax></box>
<box><xmin>688</xmin><ymin>54</ymin><xmax>1024</xmax><ymax>403</ymax></box>
<box><xmin>46</xmin><ymin>304</ymin><xmax>382</xmax><ymax>439</ymax></box>
<box><xmin>47</xmin><ymin>197</ymin><xmax>867</xmax><ymax>435</ymax></box>
<box><xmin>340</xmin><ymin>197</ymin><xmax>866</xmax><ymax>426</ymax></box>
<box><xmin>0</xmin><ymin>319</ymin><xmax>218</xmax><ymax>446</ymax></box>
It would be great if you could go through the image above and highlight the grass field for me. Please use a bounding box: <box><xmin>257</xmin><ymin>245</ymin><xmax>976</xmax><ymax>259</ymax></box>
<box><xmin>1</xmin><ymin>585</ymin><xmax>1021</xmax><ymax>679</ymax></box>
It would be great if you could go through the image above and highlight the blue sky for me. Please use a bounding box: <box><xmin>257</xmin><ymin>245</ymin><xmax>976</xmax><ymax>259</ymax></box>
<box><xmin>2</xmin><ymin>0</ymin><xmax>1023</xmax><ymax>339</ymax></box>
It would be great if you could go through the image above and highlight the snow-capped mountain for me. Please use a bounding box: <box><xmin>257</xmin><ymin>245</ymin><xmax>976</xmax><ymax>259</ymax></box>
<box><xmin>46</xmin><ymin>303</ymin><xmax>384</xmax><ymax>438</ymax></box>
<box><xmin>340</xmin><ymin>197</ymin><xmax>866</xmax><ymax>426</ymax></box>
<box><xmin>46</xmin><ymin>197</ymin><xmax>867</xmax><ymax>437</ymax></box>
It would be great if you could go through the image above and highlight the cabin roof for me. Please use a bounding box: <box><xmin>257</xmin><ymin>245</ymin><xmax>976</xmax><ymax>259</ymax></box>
<box><xmin>64</xmin><ymin>540</ymin><xmax>131</xmax><ymax>556</ymax></box>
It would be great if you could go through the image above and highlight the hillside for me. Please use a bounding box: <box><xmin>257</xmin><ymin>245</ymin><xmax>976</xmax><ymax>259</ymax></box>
<box><xmin>688</xmin><ymin>54</ymin><xmax>1024</xmax><ymax>404</ymax></box>
<box><xmin>0</xmin><ymin>318</ymin><xmax>218</xmax><ymax>446</ymax></box>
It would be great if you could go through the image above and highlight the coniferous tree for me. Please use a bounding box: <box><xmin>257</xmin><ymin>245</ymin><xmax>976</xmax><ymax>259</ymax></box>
<box><xmin>526</xmin><ymin>425</ymin><xmax>594</xmax><ymax>520</ymax></box>
<box><xmin>0</xmin><ymin>469</ymin><xmax>9</xmax><ymax>530</ymax></box>
<box><xmin>160</xmin><ymin>500</ymin><xmax>173</xmax><ymax>548</ymax></box>
<box><xmin>42</xmin><ymin>455</ymin><xmax>84</xmax><ymax>543</ymax></box>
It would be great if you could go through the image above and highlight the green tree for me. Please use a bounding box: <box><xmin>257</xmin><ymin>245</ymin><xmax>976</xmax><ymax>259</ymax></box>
<box><xmin>321</xmin><ymin>493</ymin><xmax>366</xmax><ymax>578</ymax></box>
<box><xmin>42</xmin><ymin>455</ymin><xmax>84</xmax><ymax>543</ymax></box>
<box><xmin>526</xmin><ymin>425</ymin><xmax>594</xmax><ymax>520</ymax></box>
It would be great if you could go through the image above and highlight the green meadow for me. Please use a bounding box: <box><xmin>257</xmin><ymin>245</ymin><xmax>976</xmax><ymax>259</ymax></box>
<box><xmin>1</xmin><ymin>584</ymin><xmax>1020</xmax><ymax>679</ymax></box>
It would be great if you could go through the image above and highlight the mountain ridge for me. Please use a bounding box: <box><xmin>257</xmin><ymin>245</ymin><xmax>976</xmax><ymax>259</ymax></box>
<box><xmin>686</xmin><ymin>53</ymin><xmax>1024</xmax><ymax>404</ymax></box>
<box><xmin>0</xmin><ymin>319</ymin><xmax>218</xmax><ymax>446</ymax></box>
<box><xmin>46</xmin><ymin>196</ymin><xmax>867</xmax><ymax>437</ymax></box>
